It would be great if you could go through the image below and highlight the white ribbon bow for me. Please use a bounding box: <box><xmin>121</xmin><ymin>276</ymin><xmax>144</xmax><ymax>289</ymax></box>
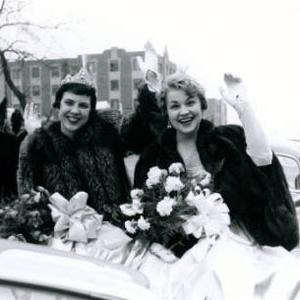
<box><xmin>48</xmin><ymin>192</ymin><xmax>103</xmax><ymax>243</ymax></box>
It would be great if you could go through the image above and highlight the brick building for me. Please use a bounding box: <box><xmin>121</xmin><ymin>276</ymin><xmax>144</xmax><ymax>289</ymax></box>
<box><xmin>204</xmin><ymin>97</ymin><xmax>227</xmax><ymax>126</ymax></box>
<box><xmin>2</xmin><ymin>45</ymin><xmax>226</xmax><ymax>125</ymax></box>
<box><xmin>5</xmin><ymin>46</ymin><xmax>176</xmax><ymax>117</ymax></box>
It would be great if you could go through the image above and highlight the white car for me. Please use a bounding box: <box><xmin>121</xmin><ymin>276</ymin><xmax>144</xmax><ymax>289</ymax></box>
<box><xmin>271</xmin><ymin>138</ymin><xmax>300</xmax><ymax>204</ymax></box>
<box><xmin>0</xmin><ymin>238</ymin><xmax>163</xmax><ymax>300</ymax></box>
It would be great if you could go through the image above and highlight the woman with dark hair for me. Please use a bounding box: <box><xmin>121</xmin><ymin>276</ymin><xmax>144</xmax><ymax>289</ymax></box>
<box><xmin>133</xmin><ymin>73</ymin><xmax>300</xmax><ymax>299</ymax></box>
<box><xmin>17</xmin><ymin>69</ymin><xmax>153</xmax><ymax>225</ymax></box>
<box><xmin>10</xmin><ymin>109</ymin><xmax>24</xmax><ymax>136</ymax></box>
<box><xmin>0</xmin><ymin>97</ymin><xmax>18</xmax><ymax>199</ymax></box>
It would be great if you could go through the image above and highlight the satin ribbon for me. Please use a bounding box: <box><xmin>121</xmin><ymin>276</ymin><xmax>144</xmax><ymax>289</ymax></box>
<box><xmin>182</xmin><ymin>192</ymin><xmax>230</xmax><ymax>239</ymax></box>
<box><xmin>48</xmin><ymin>192</ymin><xmax>103</xmax><ymax>243</ymax></box>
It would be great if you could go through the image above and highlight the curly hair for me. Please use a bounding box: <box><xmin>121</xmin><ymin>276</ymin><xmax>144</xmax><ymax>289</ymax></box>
<box><xmin>53</xmin><ymin>82</ymin><xmax>97</xmax><ymax>119</ymax></box>
<box><xmin>159</xmin><ymin>73</ymin><xmax>207</xmax><ymax>120</ymax></box>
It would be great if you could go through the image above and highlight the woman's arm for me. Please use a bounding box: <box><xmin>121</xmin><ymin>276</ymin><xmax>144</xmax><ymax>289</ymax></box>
<box><xmin>120</xmin><ymin>84</ymin><xmax>165</xmax><ymax>153</ymax></box>
<box><xmin>238</xmin><ymin>103</ymin><xmax>272</xmax><ymax>166</ymax></box>
<box><xmin>219</xmin><ymin>74</ymin><xmax>299</xmax><ymax>250</ymax></box>
<box><xmin>220</xmin><ymin>74</ymin><xmax>272</xmax><ymax>166</ymax></box>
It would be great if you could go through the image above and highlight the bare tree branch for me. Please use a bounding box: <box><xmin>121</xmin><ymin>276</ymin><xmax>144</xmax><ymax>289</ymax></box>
<box><xmin>0</xmin><ymin>21</ymin><xmax>31</xmax><ymax>29</ymax></box>
<box><xmin>0</xmin><ymin>0</ymin><xmax>65</xmax><ymax>109</ymax></box>
<box><xmin>0</xmin><ymin>21</ymin><xmax>64</xmax><ymax>31</ymax></box>
<box><xmin>0</xmin><ymin>51</ymin><xmax>26</xmax><ymax>110</ymax></box>
<box><xmin>0</xmin><ymin>0</ymin><xmax>5</xmax><ymax>16</ymax></box>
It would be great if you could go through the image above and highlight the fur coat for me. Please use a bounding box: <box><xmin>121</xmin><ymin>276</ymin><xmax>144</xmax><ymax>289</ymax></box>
<box><xmin>18</xmin><ymin>115</ymin><xmax>131</xmax><ymax>224</ymax></box>
<box><xmin>0</xmin><ymin>132</ymin><xmax>18</xmax><ymax>198</ymax></box>
<box><xmin>134</xmin><ymin>119</ymin><xmax>299</xmax><ymax>254</ymax></box>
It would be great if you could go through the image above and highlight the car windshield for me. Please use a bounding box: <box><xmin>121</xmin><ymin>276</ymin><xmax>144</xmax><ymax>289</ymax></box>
<box><xmin>277</xmin><ymin>155</ymin><xmax>300</xmax><ymax>189</ymax></box>
<box><xmin>0</xmin><ymin>280</ymin><xmax>125</xmax><ymax>300</ymax></box>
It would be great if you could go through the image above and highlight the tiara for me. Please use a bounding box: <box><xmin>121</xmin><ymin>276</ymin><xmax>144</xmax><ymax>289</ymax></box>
<box><xmin>61</xmin><ymin>68</ymin><xmax>96</xmax><ymax>88</ymax></box>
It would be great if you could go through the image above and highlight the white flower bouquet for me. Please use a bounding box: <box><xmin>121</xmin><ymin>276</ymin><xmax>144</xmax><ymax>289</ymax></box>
<box><xmin>120</xmin><ymin>163</ymin><xmax>231</xmax><ymax>250</ymax></box>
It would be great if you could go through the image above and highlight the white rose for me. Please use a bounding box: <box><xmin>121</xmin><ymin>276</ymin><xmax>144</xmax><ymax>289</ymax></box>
<box><xmin>125</xmin><ymin>220</ymin><xmax>137</xmax><ymax>234</ymax></box>
<box><xmin>156</xmin><ymin>196</ymin><xmax>176</xmax><ymax>216</ymax></box>
<box><xmin>137</xmin><ymin>216</ymin><xmax>151</xmax><ymax>231</ymax></box>
<box><xmin>146</xmin><ymin>166</ymin><xmax>167</xmax><ymax>187</ymax></box>
<box><xmin>164</xmin><ymin>176</ymin><xmax>184</xmax><ymax>193</ymax></box>
<box><xmin>168</xmin><ymin>162</ymin><xmax>184</xmax><ymax>175</ymax></box>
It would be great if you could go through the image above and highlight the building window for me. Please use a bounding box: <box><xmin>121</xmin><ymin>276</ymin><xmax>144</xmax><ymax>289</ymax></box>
<box><xmin>51</xmin><ymin>66</ymin><xmax>60</xmax><ymax>78</ymax></box>
<box><xmin>158</xmin><ymin>63</ymin><xmax>163</xmax><ymax>74</ymax></box>
<box><xmin>133</xmin><ymin>78</ymin><xmax>143</xmax><ymax>90</ymax></box>
<box><xmin>31</xmin><ymin>66</ymin><xmax>40</xmax><ymax>78</ymax></box>
<box><xmin>51</xmin><ymin>84</ymin><xmax>59</xmax><ymax>96</ymax></box>
<box><xmin>132</xmin><ymin>58</ymin><xmax>140</xmax><ymax>71</ymax></box>
<box><xmin>32</xmin><ymin>85</ymin><xmax>40</xmax><ymax>97</ymax></box>
<box><xmin>11</xmin><ymin>85</ymin><xmax>21</xmax><ymax>99</ymax></box>
<box><xmin>110</xmin><ymin>60</ymin><xmax>119</xmax><ymax>72</ymax></box>
<box><xmin>70</xmin><ymin>64</ymin><xmax>79</xmax><ymax>75</ymax></box>
<box><xmin>87</xmin><ymin>61</ymin><xmax>96</xmax><ymax>73</ymax></box>
<box><xmin>168</xmin><ymin>65</ymin><xmax>176</xmax><ymax>75</ymax></box>
<box><xmin>110</xmin><ymin>80</ymin><xmax>119</xmax><ymax>91</ymax></box>
<box><xmin>110</xmin><ymin>99</ymin><xmax>121</xmax><ymax>110</ymax></box>
<box><xmin>12</xmin><ymin>68</ymin><xmax>21</xmax><ymax>80</ymax></box>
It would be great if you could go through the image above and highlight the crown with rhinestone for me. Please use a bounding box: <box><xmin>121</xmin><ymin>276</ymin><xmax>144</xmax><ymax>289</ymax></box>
<box><xmin>60</xmin><ymin>68</ymin><xmax>96</xmax><ymax>88</ymax></box>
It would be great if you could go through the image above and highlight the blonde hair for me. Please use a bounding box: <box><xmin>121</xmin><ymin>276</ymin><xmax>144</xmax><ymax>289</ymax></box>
<box><xmin>159</xmin><ymin>73</ymin><xmax>207</xmax><ymax>118</ymax></box>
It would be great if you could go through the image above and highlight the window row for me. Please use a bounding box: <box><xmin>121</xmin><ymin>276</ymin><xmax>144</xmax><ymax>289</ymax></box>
<box><xmin>110</xmin><ymin>79</ymin><xmax>144</xmax><ymax>91</ymax></box>
<box><xmin>10</xmin><ymin>58</ymin><xmax>150</xmax><ymax>81</ymax></box>
<box><xmin>11</xmin><ymin>79</ymin><xmax>143</xmax><ymax>99</ymax></box>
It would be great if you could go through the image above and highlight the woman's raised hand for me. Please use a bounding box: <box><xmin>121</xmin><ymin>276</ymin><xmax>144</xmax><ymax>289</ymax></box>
<box><xmin>219</xmin><ymin>73</ymin><xmax>250</xmax><ymax>115</ymax></box>
<box><xmin>23</xmin><ymin>102</ymin><xmax>42</xmax><ymax>134</ymax></box>
<box><xmin>137</xmin><ymin>43</ymin><xmax>161</xmax><ymax>93</ymax></box>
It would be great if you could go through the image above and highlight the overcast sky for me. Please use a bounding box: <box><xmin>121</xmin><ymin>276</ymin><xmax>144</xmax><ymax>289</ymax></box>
<box><xmin>7</xmin><ymin>0</ymin><xmax>300</xmax><ymax>139</ymax></box>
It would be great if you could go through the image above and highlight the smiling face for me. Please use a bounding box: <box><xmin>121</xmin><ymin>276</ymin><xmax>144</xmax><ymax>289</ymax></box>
<box><xmin>166</xmin><ymin>88</ymin><xmax>203</xmax><ymax>138</ymax></box>
<box><xmin>58</xmin><ymin>91</ymin><xmax>91</xmax><ymax>139</ymax></box>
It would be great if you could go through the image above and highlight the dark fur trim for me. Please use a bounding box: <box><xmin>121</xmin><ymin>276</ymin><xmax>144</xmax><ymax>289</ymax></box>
<box><xmin>134</xmin><ymin>119</ymin><xmax>299</xmax><ymax>252</ymax></box>
<box><xmin>18</xmin><ymin>115</ymin><xmax>130</xmax><ymax>225</ymax></box>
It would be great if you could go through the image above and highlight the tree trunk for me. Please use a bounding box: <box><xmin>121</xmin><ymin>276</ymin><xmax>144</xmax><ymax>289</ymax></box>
<box><xmin>0</xmin><ymin>51</ymin><xmax>27</xmax><ymax>111</ymax></box>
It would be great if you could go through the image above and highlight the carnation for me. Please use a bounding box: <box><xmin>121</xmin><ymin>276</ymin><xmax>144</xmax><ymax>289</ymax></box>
<box><xmin>130</xmin><ymin>189</ymin><xmax>144</xmax><ymax>200</ymax></box>
<box><xmin>120</xmin><ymin>204</ymin><xmax>137</xmax><ymax>216</ymax></box>
<box><xmin>137</xmin><ymin>216</ymin><xmax>151</xmax><ymax>231</ymax></box>
<box><xmin>168</xmin><ymin>162</ymin><xmax>185</xmax><ymax>175</ymax></box>
<box><xmin>120</xmin><ymin>200</ymin><xmax>143</xmax><ymax>216</ymax></box>
<box><xmin>120</xmin><ymin>164</ymin><xmax>230</xmax><ymax>250</ymax></box>
<box><xmin>146</xmin><ymin>166</ymin><xmax>167</xmax><ymax>187</ymax></box>
<box><xmin>156</xmin><ymin>197</ymin><xmax>176</xmax><ymax>216</ymax></box>
<box><xmin>125</xmin><ymin>220</ymin><xmax>137</xmax><ymax>234</ymax></box>
<box><xmin>164</xmin><ymin>176</ymin><xmax>184</xmax><ymax>193</ymax></box>
<box><xmin>132</xmin><ymin>199</ymin><xmax>143</xmax><ymax>214</ymax></box>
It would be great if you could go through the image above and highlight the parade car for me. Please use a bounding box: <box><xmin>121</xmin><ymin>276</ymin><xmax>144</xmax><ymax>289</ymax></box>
<box><xmin>0</xmin><ymin>238</ymin><xmax>162</xmax><ymax>300</ymax></box>
<box><xmin>272</xmin><ymin>138</ymin><xmax>300</xmax><ymax>204</ymax></box>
